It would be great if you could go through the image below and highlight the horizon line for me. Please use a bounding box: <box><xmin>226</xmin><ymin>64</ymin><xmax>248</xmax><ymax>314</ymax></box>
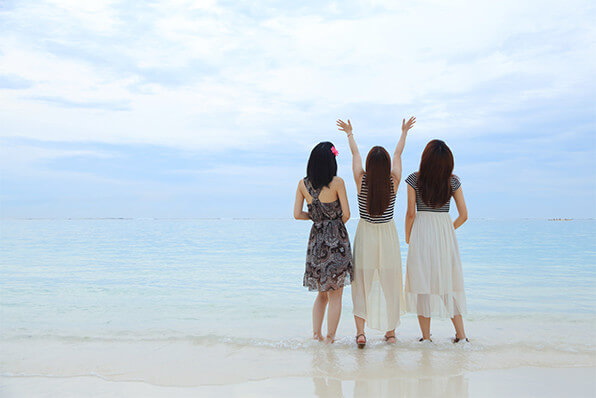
<box><xmin>0</xmin><ymin>217</ymin><xmax>592</xmax><ymax>221</ymax></box>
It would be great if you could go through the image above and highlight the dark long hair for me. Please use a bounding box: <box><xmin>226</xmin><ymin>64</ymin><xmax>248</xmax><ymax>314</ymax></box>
<box><xmin>307</xmin><ymin>142</ymin><xmax>337</xmax><ymax>189</ymax></box>
<box><xmin>365</xmin><ymin>146</ymin><xmax>393</xmax><ymax>216</ymax></box>
<box><xmin>418</xmin><ymin>140</ymin><xmax>454</xmax><ymax>208</ymax></box>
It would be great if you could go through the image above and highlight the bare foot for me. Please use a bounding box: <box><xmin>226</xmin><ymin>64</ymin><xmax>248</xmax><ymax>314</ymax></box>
<box><xmin>325</xmin><ymin>335</ymin><xmax>335</xmax><ymax>344</ymax></box>
<box><xmin>313</xmin><ymin>333</ymin><xmax>324</xmax><ymax>342</ymax></box>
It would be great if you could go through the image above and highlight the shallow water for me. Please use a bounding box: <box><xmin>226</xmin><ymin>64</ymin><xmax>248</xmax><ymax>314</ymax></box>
<box><xmin>1</xmin><ymin>218</ymin><xmax>595</xmax><ymax>386</ymax></box>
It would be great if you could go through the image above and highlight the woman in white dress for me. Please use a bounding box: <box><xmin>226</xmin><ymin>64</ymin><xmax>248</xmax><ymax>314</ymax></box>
<box><xmin>404</xmin><ymin>139</ymin><xmax>469</xmax><ymax>342</ymax></box>
<box><xmin>337</xmin><ymin>117</ymin><xmax>415</xmax><ymax>348</ymax></box>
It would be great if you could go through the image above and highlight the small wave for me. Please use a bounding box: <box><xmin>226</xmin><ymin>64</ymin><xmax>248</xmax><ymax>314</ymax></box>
<box><xmin>2</xmin><ymin>332</ymin><xmax>594</xmax><ymax>355</ymax></box>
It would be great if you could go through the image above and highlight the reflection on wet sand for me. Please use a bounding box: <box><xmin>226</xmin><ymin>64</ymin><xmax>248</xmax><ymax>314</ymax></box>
<box><xmin>312</xmin><ymin>344</ymin><xmax>469</xmax><ymax>398</ymax></box>
<box><xmin>313</xmin><ymin>376</ymin><xmax>344</xmax><ymax>397</ymax></box>
<box><xmin>312</xmin><ymin>348</ymin><xmax>345</xmax><ymax>397</ymax></box>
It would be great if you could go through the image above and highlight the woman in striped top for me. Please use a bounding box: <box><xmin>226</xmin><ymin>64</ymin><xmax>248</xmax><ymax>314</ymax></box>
<box><xmin>404</xmin><ymin>140</ymin><xmax>469</xmax><ymax>343</ymax></box>
<box><xmin>337</xmin><ymin>116</ymin><xmax>415</xmax><ymax>348</ymax></box>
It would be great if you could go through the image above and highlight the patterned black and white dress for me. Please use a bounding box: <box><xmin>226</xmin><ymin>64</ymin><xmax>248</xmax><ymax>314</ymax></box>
<box><xmin>303</xmin><ymin>178</ymin><xmax>354</xmax><ymax>292</ymax></box>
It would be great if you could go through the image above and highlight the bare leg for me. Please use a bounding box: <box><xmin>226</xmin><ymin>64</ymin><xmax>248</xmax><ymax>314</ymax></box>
<box><xmin>326</xmin><ymin>288</ymin><xmax>343</xmax><ymax>343</ymax></box>
<box><xmin>417</xmin><ymin>316</ymin><xmax>431</xmax><ymax>340</ymax></box>
<box><xmin>451</xmin><ymin>315</ymin><xmax>466</xmax><ymax>340</ymax></box>
<box><xmin>378</xmin><ymin>260</ymin><xmax>401</xmax><ymax>344</ymax></box>
<box><xmin>354</xmin><ymin>315</ymin><xmax>366</xmax><ymax>344</ymax></box>
<box><xmin>312</xmin><ymin>292</ymin><xmax>328</xmax><ymax>341</ymax></box>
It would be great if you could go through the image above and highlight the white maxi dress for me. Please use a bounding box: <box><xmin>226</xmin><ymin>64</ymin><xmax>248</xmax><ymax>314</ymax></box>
<box><xmin>404</xmin><ymin>172</ymin><xmax>467</xmax><ymax>318</ymax></box>
<box><xmin>351</xmin><ymin>174</ymin><xmax>405</xmax><ymax>331</ymax></box>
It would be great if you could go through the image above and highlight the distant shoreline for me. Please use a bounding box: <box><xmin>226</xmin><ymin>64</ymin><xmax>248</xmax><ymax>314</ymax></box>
<box><xmin>0</xmin><ymin>217</ymin><xmax>593</xmax><ymax>221</ymax></box>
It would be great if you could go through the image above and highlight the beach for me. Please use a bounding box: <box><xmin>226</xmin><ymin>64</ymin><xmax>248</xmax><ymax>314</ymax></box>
<box><xmin>2</xmin><ymin>331</ymin><xmax>594</xmax><ymax>397</ymax></box>
<box><xmin>2</xmin><ymin>368</ymin><xmax>594</xmax><ymax>397</ymax></box>
<box><xmin>1</xmin><ymin>218</ymin><xmax>595</xmax><ymax>397</ymax></box>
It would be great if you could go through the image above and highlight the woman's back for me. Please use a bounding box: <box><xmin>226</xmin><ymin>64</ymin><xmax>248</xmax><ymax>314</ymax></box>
<box><xmin>303</xmin><ymin>177</ymin><xmax>345</xmax><ymax>223</ymax></box>
<box><xmin>357</xmin><ymin>174</ymin><xmax>395</xmax><ymax>223</ymax></box>
<box><xmin>405</xmin><ymin>172</ymin><xmax>460</xmax><ymax>213</ymax></box>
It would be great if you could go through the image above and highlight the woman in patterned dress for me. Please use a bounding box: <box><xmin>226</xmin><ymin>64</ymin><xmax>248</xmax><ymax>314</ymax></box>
<box><xmin>293</xmin><ymin>142</ymin><xmax>354</xmax><ymax>344</ymax></box>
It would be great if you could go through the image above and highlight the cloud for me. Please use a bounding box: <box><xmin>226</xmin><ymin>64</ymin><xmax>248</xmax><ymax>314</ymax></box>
<box><xmin>0</xmin><ymin>0</ymin><xmax>594</xmax><ymax>150</ymax></box>
<box><xmin>0</xmin><ymin>0</ymin><xmax>594</xmax><ymax>217</ymax></box>
<box><xmin>28</xmin><ymin>95</ymin><xmax>131</xmax><ymax>111</ymax></box>
<box><xmin>0</xmin><ymin>74</ymin><xmax>32</xmax><ymax>89</ymax></box>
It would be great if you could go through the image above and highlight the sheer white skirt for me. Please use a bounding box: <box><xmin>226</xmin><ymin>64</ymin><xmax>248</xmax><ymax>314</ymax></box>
<box><xmin>351</xmin><ymin>219</ymin><xmax>405</xmax><ymax>331</ymax></box>
<box><xmin>405</xmin><ymin>212</ymin><xmax>467</xmax><ymax>318</ymax></box>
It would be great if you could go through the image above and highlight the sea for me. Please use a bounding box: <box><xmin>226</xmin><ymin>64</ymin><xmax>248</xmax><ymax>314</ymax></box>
<box><xmin>1</xmin><ymin>218</ymin><xmax>595</xmax><ymax>396</ymax></box>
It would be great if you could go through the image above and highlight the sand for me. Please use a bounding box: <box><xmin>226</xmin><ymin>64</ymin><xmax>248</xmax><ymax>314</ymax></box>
<box><xmin>1</xmin><ymin>367</ymin><xmax>594</xmax><ymax>397</ymax></box>
<box><xmin>1</xmin><ymin>335</ymin><xmax>594</xmax><ymax>397</ymax></box>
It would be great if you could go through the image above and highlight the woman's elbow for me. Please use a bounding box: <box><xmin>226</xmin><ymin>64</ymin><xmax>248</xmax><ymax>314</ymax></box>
<box><xmin>293</xmin><ymin>211</ymin><xmax>301</xmax><ymax>220</ymax></box>
<box><xmin>460</xmin><ymin>211</ymin><xmax>468</xmax><ymax>222</ymax></box>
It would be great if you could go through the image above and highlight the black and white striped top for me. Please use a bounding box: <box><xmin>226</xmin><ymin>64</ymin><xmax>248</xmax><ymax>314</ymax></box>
<box><xmin>405</xmin><ymin>172</ymin><xmax>461</xmax><ymax>213</ymax></box>
<box><xmin>358</xmin><ymin>174</ymin><xmax>395</xmax><ymax>223</ymax></box>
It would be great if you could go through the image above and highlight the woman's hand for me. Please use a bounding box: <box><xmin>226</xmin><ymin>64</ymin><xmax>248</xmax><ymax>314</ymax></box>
<box><xmin>336</xmin><ymin>119</ymin><xmax>353</xmax><ymax>136</ymax></box>
<box><xmin>402</xmin><ymin>116</ymin><xmax>416</xmax><ymax>134</ymax></box>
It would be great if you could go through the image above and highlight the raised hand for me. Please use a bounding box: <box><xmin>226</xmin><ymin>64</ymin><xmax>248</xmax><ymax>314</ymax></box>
<box><xmin>402</xmin><ymin>116</ymin><xmax>416</xmax><ymax>134</ymax></box>
<box><xmin>336</xmin><ymin>119</ymin><xmax>353</xmax><ymax>136</ymax></box>
<box><xmin>393</xmin><ymin>116</ymin><xmax>415</xmax><ymax>174</ymax></box>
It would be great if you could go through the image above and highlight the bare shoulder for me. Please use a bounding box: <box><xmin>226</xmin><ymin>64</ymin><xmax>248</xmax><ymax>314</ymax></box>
<box><xmin>297</xmin><ymin>178</ymin><xmax>307</xmax><ymax>192</ymax></box>
<box><xmin>330</xmin><ymin>176</ymin><xmax>345</xmax><ymax>188</ymax></box>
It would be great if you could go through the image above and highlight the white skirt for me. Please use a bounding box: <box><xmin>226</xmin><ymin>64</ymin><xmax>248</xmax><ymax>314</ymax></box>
<box><xmin>405</xmin><ymin>212</ymin><xmax>466</xmax><ymax>318</ymax></box>
<box><xmin>351</xmin><ymin>219</ymin><xmax>405</xmax><ymax>331</ymax></box>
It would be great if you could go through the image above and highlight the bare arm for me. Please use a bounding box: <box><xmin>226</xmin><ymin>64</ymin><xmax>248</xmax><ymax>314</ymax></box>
<box><xmin>405</xmin><ymin>184</ymin><xmax>416</xmax><ymax>244</ymax></box>
<box><xmin>293</xmin><ymin>181</ymin><xmax>310</xmax><ymax>220</ymax></box>
<box><xmin>335</xmin><ymin>177</ymin><xmax>351</xmax><ymax>224</ymax></box>
<box><xmin>337</xmin><ymin>119</ymin><xmax>364</xmax><ymax>184</ymax></box>
<box><xmin>452</xmin><ymin>187</ymin><xmax>468</xmax><ymax>229</ymax></box>
<box><xmin>391</xmin><ymin>116</ymin><xmax>416</xmax><ymax>184</ymax></box>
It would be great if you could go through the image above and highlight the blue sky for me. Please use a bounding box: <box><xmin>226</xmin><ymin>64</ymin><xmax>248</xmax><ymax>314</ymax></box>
<box><xmin>0</xmin><ymin>0</ymin><xmax>594</xmax><ymax>219</ymax></box>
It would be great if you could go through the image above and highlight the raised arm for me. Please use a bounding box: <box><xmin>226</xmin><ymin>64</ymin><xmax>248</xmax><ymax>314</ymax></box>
<box><xmin>336</xmin><ymin>119</ymin><xmax>364</xmax><ymax>184</ymax></box>
<box><xmin>391</xmin><ymin>116</ymin><xmax>416</xmax><ymax>184</ymax></box>
<box><xmin>452</xmin><ymin>186</ymin><xmax>468</xmax><ymax>229</ymax></box>
<box><xmin>293</xmin><ymin>180</ymin><xmax>310</xmax><ymax>220</ymax></box>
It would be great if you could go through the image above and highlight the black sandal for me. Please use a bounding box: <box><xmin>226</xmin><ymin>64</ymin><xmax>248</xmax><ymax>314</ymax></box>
<box><xmin>419</xmin><ymin>337</ymin><xmax>432</xmax><ymax>342</ymax></box>
<box><xmin>356</xmin><ymin>333</ymin><xmax>366</xmax><ymax>349</ymax></box>
<box><xmin>384</xmin><ymin>335</ymin><xmax>397</xmax><ymax>344</ymax></box>
<box><xmin>453</xmin><ymin>336</ymin><xmax>469</xmax><ymax>343</ymax></box>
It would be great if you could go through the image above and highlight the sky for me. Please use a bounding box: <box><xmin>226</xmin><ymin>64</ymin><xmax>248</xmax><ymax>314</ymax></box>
<box><xmin>0</xmin><ymin>0</ymin><xmax>595</xmax><ymax>219</ymax></box>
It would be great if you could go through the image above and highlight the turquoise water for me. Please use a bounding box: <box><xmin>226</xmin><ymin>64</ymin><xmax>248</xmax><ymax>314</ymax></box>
<box><xmin>1</xmin><ymin>218</ymin><xmax>595</xmax><ymax>340</ymax></box>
